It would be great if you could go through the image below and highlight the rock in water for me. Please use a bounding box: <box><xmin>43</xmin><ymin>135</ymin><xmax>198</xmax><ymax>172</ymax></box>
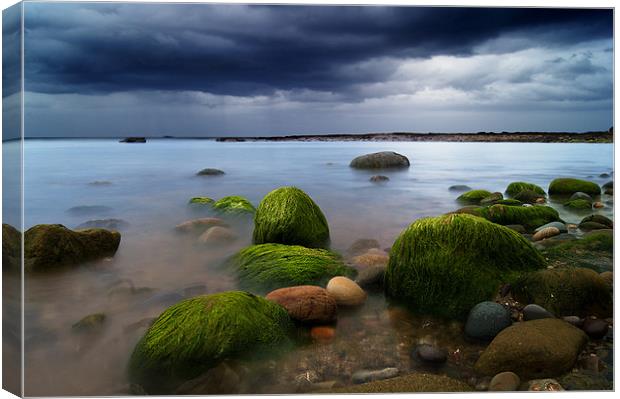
<box><xmin>489</xmin><ymin>371</ymin><xmax>520</xmax><ymax>391</ymax></box>
<box><xmin>175</xmin><ymin>218</ymin><xmax>228</xmax><ymax>234</ymax></box>
<box><xmin>522</xmin><ymin>304</ymin><xmax>554</xmax><ymax>321</ymax></box>
<box><xmin>532</xmin><ymin>227</ymin><xmax>560</xmax><ymax>241</ymax></box>
<box><xmin>326</xmin><ymin>276</ymin><xmax>367</xmax><ymax>306</ymax></box>
<box><xmin>265</xmin><ymin>285</ymin><xmax>337</xmax><ymax>324</ymax></box>
<box><xmin>76</xmin><ymin>219</ymin><xmax>130</xmax><ymax>230</ymax></box>
<box><xmin>385</xmin><ymin>214</ymin><xmax>545</xmax><ymax>319</ymax></box>
<box><xmin>480</xmin><ymin>192</ymin><xmax>504</xmax><ymax>206</ymax></box>
<box><xmin>196</xmin><ymin>168</ymin><xmax>225</xmax><ymax>176</ymax></box>
<box><xmin>229</xmin><ymin>244</ymin><xmax>355</xmax><ymax>293</ymax></box>
<box><xmin>534</xmin><ymin>221</ymin><xmax>567</xmax><ymax>234</ymax></box>
<box><xmin>548</xmin><ymin>178</ymin><xmax>601</xmax><ymax>196</ymax></box>
<box><xmin>352</xmin><ymin>248</ymin><xmax>389</xmax><ymax>268</ymax></box>
<box><xmin>466</xmin><ymin>204</ymin><xmax>561</xmax><ymax>231</ymax></box>
<box><xmin>355</xmin><ymin>265</ymin><xmax>387</xmax><ymax>289</ymax></box>
<box><xmin>253</xmin><ymin>186</ymin><xmax>330</xmax><ymax>249</ymax></box>
<box><xmin>569</xmin><ymin>192</ymin><xmax>593</xmax><ymax>202</ymax></box>
<box><xmin>352</xmin><ymin>368</ymin><xmax>399</xmax><ymax>384</ymax></box>
<box><xmin>188</xmin><ymin>197</ymin><xmax>214</xmax><ymax>205</ymax></box>
<box><xmin>474</xmin><ymin>319</ymin><xmax>587</xmax><ymax>379</ymax></box>
<box><xmin>198</xmin><ymin>226</ymin><xmax>237</xmax><ymax>245</ymax></box>
<box><xmin>505</xmin><ymin>182</ymin><xmax>546</xmax><ymax>198</ymax></box>
<box><xmin>511</xmin><ymin>267</ymin><xmax>612</xmax><ymax>318</ymax></box>
<box><xmin>579</xmin><ymin>214</ymin><xmax>613</xmax><ymax>229</ymax></box>
<box><xmin>128</xmin><ymin>291</ymin><xmax>292</xmax><ymax>393</ymax></box>
<box><xmin>24</xmin><ymin>224</ymin><xmax>121</xmax><ymax>272</ymax></box>
<box><xmin>72</xmin><ymin>313</ymin><xmax>106</xmax><ymax>333</ymax></box>
<box><xmin>413</xmin><ymin>344</ymin><xmax>448</xmax><ymax>364</ymax></box>
<box><xmin>349</xmin><ymin>151</ymin><xmax>410</xmax><ymax>169</ymax></box>
<box><xmin>212</xmin><ymin>196</ymin><xmax>255</xmax><ymax>215</ymax></box>
<box><xmin>464</xmin><ymin>301</ymin><xmax>512</xmax><ymax>341</ymax></box>
<box><xmin>2</xmin><ymin>223</ymin><xmax>21</xmax><ymax>271</ymax></box>
<box><xmin>310</xmin><ymin>326</ymin><xmax>336</xmax><ymax>343</ymax></box>
<box><xmin>346</xmin><ymin>238</ymin><xmax>381</xmax><ymax>257</ymax></box>
<box><xmin>456</xmin><ymin>189</ymin><xmax>492</xmax><ymax>204</ymax></box>
<box><xmin>369</xmin><ymin>175</ymin><xmax>390</xmax><ymax>183</ymax></box>
<box><xmin>448</xmin><ymin>185</ymin><xmax>472</xmax><ymax>192</ymax></box>
<box><xmin>66</xmin><ymin>205</ymin><xmax>113</xmax><ymax>216</ymax></box>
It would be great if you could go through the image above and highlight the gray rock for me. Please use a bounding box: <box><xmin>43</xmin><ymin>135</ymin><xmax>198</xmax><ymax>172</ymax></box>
<box><xmin>599</xmin><ymin>173</ymin><xmax>610</xmax><ymax>178</ymax></box>
<box><xmin>449</xmin><ymin>185</ymin><xmax>472</xmax><ymax>192</ymax></box>
<box><xmin>355</xmin><ymin>265</ymin><xmax>386</xmax><ymax>289</ymax></box>
<box><xmin>76</xmin><ymin>218</ymin><xmax>129</xmax><ymax>230</ymax></box>
<box><xmin>66</xmin><ymin>205</ymin><xmax>112</xmax><ymax>215</ymax></box>
<box><xmin>370</xmin><ymin>175</ymin><xmax>390</xmax><ymax>183</ymax></box>
<box><xmin>413</xmin><ymin>344</ymin><xmax>448</xmax><ymax>364</ymax></box>
<box><xmin>347</xmin><ymin>238</ymin><xmax>380</xmax><ymax>256</ymax></box>
<box><xmin>581</xmin><ymin>318</ymin><xmax>608</xmax><ymax>339</ymax></box>
<box><xmin>196</xmin><ymin>168</ymin><xmax>225</xmax><ymax>176</ymax></box>
<box><xmin>465</xmin><ymin>301</ymin><xmax>512</xmax><ymax>341</ymax></box>
<box><xmin>569</xmin><ymin>192</ymin><xmax>593</xmax><ymax>202</ymax></box>
<box><xmin>351</xmin><ymin>367</ymin><xmax>399</xmax><ymax>384</ymax></box>
<box><xmin>350</xmin><ymin>151</ymin><xmax>410</xmax><ymax>169</ymax></box>
<box><xmin>562</xmin><ymin>316</ymin><xmax>584</xmax><ymax>327</ymax></box>
<box><xmin>523</xmin><ymin>304</ymin><xmax>554</xmax><ymax>321</ymax></box>
<box><xmin>534</xmin><ymin>221</ymin><xmax>568</xmax><ymax>234</ymax></box>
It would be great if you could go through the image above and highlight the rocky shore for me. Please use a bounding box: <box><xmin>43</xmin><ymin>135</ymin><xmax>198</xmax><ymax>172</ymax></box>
<box><xmin>216</xmin><ymin>130</ymin><xmax>613</xmax><ymax>143</ymax></box>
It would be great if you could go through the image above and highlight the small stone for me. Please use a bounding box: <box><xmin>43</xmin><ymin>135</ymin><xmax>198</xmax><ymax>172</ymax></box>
<box><xmin>528</xmin><ymin>379</ymin><xmax>564</xmax><ymax>391</ymax></box>
<box><xmin>449</xmin><ymin>185</ymin><xmax>472</xmax><ymax>192</ymax></box>
<box><xmin>369</xmin><ymin>175</ymin><xmax>389</xmax><ymax>183</ymax></box>
<box><xmin>465</xmin><ymin>301</ymin><xmax>512</xmax><ymax>341</ymax></box>
<box><xmin>532</xmin><ymin>226</ymin><xmax>560</xmax><ymax>241</ymax></box>
<box><xmin>326</xmin><ymin>276</ymin><xmax>367</xmax><ymax>306</ymax></box>
<box><xmin>413</xmin><ymin>344</ymin><xmax>448</xmax><ymax>364</ymax></box>
<box><xmin>351</xmin><ymin>368</ymin><xmax>399</xmax><ymax>384</ymax></box>
<box><xmin>489</xmin><ymin>371</ymin><xmax>520</xmax><ymax>391</ymax></box>
<box><xmin>198</xmin><ymin>226</ymin><xmax>237</xmax><ymax>245</ymax></box>
<box><xmin>351</xmin><ymin>249</ymin><xmax>389</xmax><ymax>269</ymax></box>
<box><xmin>534</xmin><ymin>221</ymin><xmax>568</xmax><ymax>234</ymax></box>
<box><xmin>599</xmin><ymin>173</ymin><xmax>610</xmax><ymax>178</ymax></box>
<box><xmin>76</xmin><ymin>218</ymin><xmax>129</xmax><ymax>230</ymax></box>
<box><xmin>355</xmin><ymin>265</ymin><xmax>386</xmax><ymax>289</ymax></box>
<box><xmin>562</xmin><ymin>316</ymin><xmax>584</xmax><ymax>327</ymax></box>
<box><xmin>196</xmin><ymin>168</ymin><xmax>225</xmax><ymax>176</ymax></box>
<box><xmin>593</xmin><ymin>202</ymin><xmax>605</xmax><ymax>208</ymax></box>
<box><xmin>522</xmin><ymin>304</ymin><xmax>554</xmax><ymax>321</ymax></box>
<box><xmin>266</xmin><ymin>285</ymin><xmax>337</xmax><ymax>324</ymax></box>
<box><xmin>346</xmin><ymin>239</ymin><xmax>380</xmax><ymax>256</ymax></box>
<box><xmin>581</xmin><ymin>318</ymin><xmax>609</xmax><ymax>339</ymax></box>
<box><xmin>310</xmin><ymin>326</ymin><xmax>336</xmax><ymax>343</ymax></box>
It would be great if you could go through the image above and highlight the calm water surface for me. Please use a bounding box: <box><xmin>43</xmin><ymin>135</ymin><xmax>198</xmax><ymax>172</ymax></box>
<box><xmin>8</xmin><ymin>139</ymin><xmax>614</xmax><ymax>395</ymax></box>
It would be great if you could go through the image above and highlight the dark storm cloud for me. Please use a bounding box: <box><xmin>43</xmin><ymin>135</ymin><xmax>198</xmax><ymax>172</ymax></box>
<box><xmin>22</xmin><ymin>3</ymin><xmax>612</xmax><ymax>97</ymax></box>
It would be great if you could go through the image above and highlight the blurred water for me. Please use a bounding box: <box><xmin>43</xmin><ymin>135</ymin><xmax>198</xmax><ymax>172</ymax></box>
<box><xmin>10</xmin><ymin>139</ymin><xmax>614</xmax><ymax>395</ymax></box>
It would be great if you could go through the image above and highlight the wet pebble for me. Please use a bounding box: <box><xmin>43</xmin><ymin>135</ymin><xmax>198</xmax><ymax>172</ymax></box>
<box><xmin>326</xmin><ymin>277</ymin><xmax>367</xmax><ymax>306</ymax></box>
<box><xmin>465</xmin><ymin>301</ymin><xmax>511</xmax><ymax>341</ymax></box>
<box><xmin>532</xmin><ymin>226</ymin><xmax>560</xmax><ymax>241</ymax></box>
<box><xmin>351</xmin><ymin>367</ymin><xmax>399</xmax><ymax>384</ymax></box>
<box><xmin>413</xmin><ymin>344</ymin><xmax>448</xmax><ymax>364</ymax></box>
<box><xmin>562</xmin><ymin>316</ymin><xmax>584</xmax><ymax>327</ymax></box>
<box><xmin>522</xmin><ymin>304</ymin><xmax>554</xmax><ymax>321</ymax></box>
<box><xmin>582</xmin><ymin>318</ymin><xmax>609</xmax><ymax>340</ymax></box>
<box><xmin>528</xmin><ymin>379</ymin><xmax>564</xmax><ymax>391</ymax></box>
<box><xmin>489</xmin><ymin>371</ymin><xmax>520</xmax><ymax>391</ymax></box>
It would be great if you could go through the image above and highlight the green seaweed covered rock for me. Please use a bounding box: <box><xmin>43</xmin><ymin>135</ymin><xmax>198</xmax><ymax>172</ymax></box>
<box><xmin>513</xmin><ymin>189</ymin><xmax>546</xmax><ymax>204</ymax></box>
<box><xmin>563</xmin><ymin>199</ymin><xmax>592</xmax><ymax>211</ymax></box>
<box><xmin>511</xmin><ymin>267</ymin><xmax>612</xmax><ymax>317</ymax></box>
<box><xmin>212</xmin><ymin>196</ymin><xmax>255</xmax><ymax>215</ymax></box>
<box><xmin>253</xmin><ymin>187</ymin><xmax>330</xmax><ymax>248</ymax></box>
<box><xmin>385</xmin><ymin>214</ymin><xmax>545</xmax><ymax>319</ymax></box>
<box><xmin>188</xmin><ymin>197</ymin><xmax>214</xmax><ymax>205</ymax></box>
<box><xmin>128</xmin><ymin>291</ymin><xmax>292</xmax><ymax>393</ymax></box>
<box><xmin>229</xmin><ymin>243</ymin><xmax>355</xmax><ymax>293</ymax></box>
<box><xmin>456</xmin><ymin>190</ymin><xmax>492</xmax><ymax>204</ymax></box>
<box><xmin>474</xmin><ymin>204</ymin><xmax>560</xmax><ymax>231</ymax></box>
<box><xmin>505</xmin><ymin>182</ymin><xmax>546</xmax><ymax>197</ymax></box>
<box><xmin>24</xmin><ymin>224</ymin><xmax>121</xmax><ymax>272</ymax></box>
<box><xmin>548</xmin><ymin>178</ymin><xmax>601</xmax><ymax>196</ymax></box>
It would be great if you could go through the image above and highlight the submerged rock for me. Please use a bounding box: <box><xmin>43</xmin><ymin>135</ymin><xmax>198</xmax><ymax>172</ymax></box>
<box><xmin>24</xmin><ymin>224</ymin><xmax>121</xmax><ymax>272</ymax></box>
<box><xmin>448</xmin><ymin>184</ymin><xmax>472</xmax><ymax>192</ymax></box>
<box><xmin>351</xmin><ymin>248</ymin><xmax>389</xmax><ymax>268</ymax></box>
<box><xmin>513</xmin><ymin>189</ymin><xmax>546</xmax><ymax>204</ymax></box>
<box><xmin>464</xmin><ymin>301</ymin><xmax>512</xmax><ymax>341</ymax></box>
<box><xmin>581</xmin><ymin>318</ymin><xmax>608</xmax><ymax>339</ymax></box>
<box><xmin>569</xmin><ymin>192</ymin><xmax>593</xmax><ymax>202</ymax></box>
<box><xmin>355</xmin><ymin>265</ymin><xmax>386</xmax><ymax>289</ymax></box>
<box><xmin>212</xmin><ymin>196</ymin><xmax>255</xmax><ymax>215</ymax></box>
<box><xmin>413</xmin><ymin>344</ymin><xmax>448</xmax><ymax>364</ymax></box>
<box><xmin>229</xmin><ymin>243</ymin><xmax>355</xmax><ymax>293</ymax></box>
<box><xmin>174</xmin><ymin>217</ymin><xmax>228</xmax><ymax>234</ymax></box>
<box><xmin>265</xmin><ymin>285</ymin><xmax>337</xmax><ymax>324</ymax></box>
<box><xmin>346</xmin><ymin>238</ymin><xmax>381</xmax><ymax>257</ymax></box>
<box><xmin>385</xmin><ymin>214</ymin><xmax>545</xmax><ymax>319</ymax></box>
<box><xmin>548</xmin><ymin>178</ymin><xmax>601</xmax><ymax>196</ymax></box>
<box><xmin>512</xmin><ymin>267</ymin><xmax>612</xmax><ymax>318</ymax></box>
<box><xmin>128</xmin><ymin>291</ymin><xmax>292</xmax><ymax>393</ymax></box>
<box><xmin>563</xmin><ymin>199</ymin><xmax>592</xmax><ymax>211</ymax></box>
<box><xmin>72</xmin><ymin>313</ymin><xmax>106</xmax><ymax>333</ymax></box>
<box><xmin>198</xmin><ymin>226</ymin><xmax>237</xmax><ymax>245</ymax></box>
<box><xmin>253</xmin><ymin>186</ymin><xmax>330</xmax><ymax>249</ymax></box>
<box><xmin>2</xmin><ymin>223</ymin><xmax>21</xmax><ymax>271</ymax></box>
<box><xmin>66</xmin><ymin>205</ymin><xmax>113</xmax><ymax>215</ymax></box>
<box><xmin>349</xmin><ymin>151</ymin><xmax>410</xmax><ymax>169</ymax></box>
<box><xmin>474</xmin><ymin>319</ymin><xmax>587</xmax><ymax>379</ymax></box>
<box><xmin>369</xmin><ymin>175</ymin><xmax>390</xmax><ymax>183</ymax></box>
<box><xmin>326</xmin><ymin>276</ymin><xmax>367</xmax><ymax>306</ymax></box>
<box><xmin>76</xmin><ymin>218</ymin><xmax>129</xmax><ymax>230</ymax></box>
<box><xmin>196</xmin><ymin>168</ymin><xmax>225</xmax><ymax>176</ymax></box>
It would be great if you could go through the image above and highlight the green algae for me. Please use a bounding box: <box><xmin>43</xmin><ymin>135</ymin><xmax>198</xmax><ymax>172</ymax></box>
<box><xmin>456</xmin><ymin>189</ymin><xmax>492</xmax><ymax>204</ymax></box>
<box><xmin>473</xmin><ymin>204</ymin><xmax>560</xmax><ymax>231</ymax></box>
<box><xmin>128</xmin><ymin>291</ymin><xmax>292</xmax><ymax>393</ymax></box>
<box><xmin>188</xmin><ymin>197</ymin><xmax>214</xmax><ymax>205</ymax></box>
<box><xmin>229</xmin><ymin>243</ymin><xmax>355</xmax><ymax>293</ymax></box>
<box><xmin>548</xmin><ymin>178</ymin><xmax>601</xmax><ymax>196</ymax></box>
<box><xmin>505</xmin><ymin>182</ymin><xmax>546</xmax><ymax>197</ymax></box>
<box><xmin>563</xmin><ymin>199</ymin><xmax>593</xmax><ymax>211</ymax></box>
<box><xmin>253</xmin><ymin>186</ymin><xmax>330</xmax><ymax>249</ymax></box>
<box><xmin>212</xmin><ymin>196</ymin><xmax>256</xmax><ymax>215</ymax></box>
<box><xmin>385</xmin><ymin>214</ymin><xmax>545</xmax><ymax>319</ymax></box>
<box><xmin>494</xmin><ymin>199</ymin><xmax>522</xmax><ymax>206</ymax></box>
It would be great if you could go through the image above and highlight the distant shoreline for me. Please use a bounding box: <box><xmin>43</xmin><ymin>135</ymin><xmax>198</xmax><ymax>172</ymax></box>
<box><xmin>12</xmin><ymin>130</ymin><xmax>614</xmax><ymax>143</ymax></box>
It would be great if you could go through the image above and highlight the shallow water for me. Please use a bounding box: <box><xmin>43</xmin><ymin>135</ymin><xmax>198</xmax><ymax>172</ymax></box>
<box><xmin>5</xmin><ymin>139</ymin><xmax>614</xmax><ymax>395</ymax></box>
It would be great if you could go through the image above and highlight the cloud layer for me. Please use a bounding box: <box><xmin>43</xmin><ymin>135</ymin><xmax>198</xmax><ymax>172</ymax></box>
<box><xmin>17</xmin><ymin>3</ymin><xmax>614</xmax><ymax>137</ymax></box>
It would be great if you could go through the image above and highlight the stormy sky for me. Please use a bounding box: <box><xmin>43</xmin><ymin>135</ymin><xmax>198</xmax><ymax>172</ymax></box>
<box><xmin>7</xmin><ymin>2</ymin><xmax>615</xmax><ymax>137</ymax></box>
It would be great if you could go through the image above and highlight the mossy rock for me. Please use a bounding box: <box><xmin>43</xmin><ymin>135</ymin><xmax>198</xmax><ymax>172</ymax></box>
<box><xmin>579</xmin><ymin>214</ymin><xmax>613</xmax><ymax>229</ymax></box>
<box><xmin>188</xmin><ymin>197</ymin><xmax>214</xmax><ymax>205</ymax></box>
<box><xmin>72</xmin><ymin>313</ymin><xmax>106</xmax><ymax>333</ymax></box>
<box><xmin>495</xmin><ymin>199</ymin><xmax>522</xmax><ymax>206</ymax></box>
<box><xmin>253</xmin><ymin>187</ymin><xmax>330</xmax><ymax>249</ymax></box>
<box><xmin>456</xmin><ymin>190</ymin><xmax>492</xmax><ymax>204</ymax></box>
<box><xmin>473</xmin><ymin>204</ymin><xmax>561</xmax><ymax>231</ymax></box>
<box><xmin>385</xmin><ymin>214</ymin><xmax>545</xmax><ymax>319</ymax></box>
<box><xmin>511</xmin><ymin>267</ymin><xmax>612</xmax><ymax>317</ymax></box>
<box><xmin>212</xmin><ymin>196</ymin><xmax>255</xmax><ymax>215</ymax></box>
<box><xmin>326</xmin><ymin>373</ymin><xmax>472</xmax><ymax>393</ymax></box>
<box><xmin>513</xmin><ymin>189</ymin><xmax>546</xmax><ymax>204</ymax></box>
<box><xmin>128</xmin><ymin>291</ymin><xmax>292</xmax><ymax>393</ymax></box>
<box><xmin>24</xmin><ymin>224</ymin><xmax>121</xmax><ymax>272</ymax></box>
<box><xmin>349</xmin><ymin>151</ymin><xmax>410</xmax><ymax>169</ymax></box>
<box><xmin>563</xmin><ymin>199</ymin><xmax>592</xmax><ymax>211</ymax></box>
<box><xmin>229</xmin><ymin>243</ymin><xmax>355</xmax><ymax>293</ymax></box>
<box><xmin>480</xmin><ymin>192</ymin><xmax>503</xmax><ymax>206</ymax></box>
<box><xmin>505</xmin><ymin>182</ymin><xmax>546</xmax><ymax>197</ymax></box>
<box><xmin>548</xmin><ymin>178</ymin><xmax>601</xmax><ymax>196</ymax></box>
<box><xmin>542</xmin><ymin>230</ymin><xmax>612</xmax><ymax>272</ymax></box>
<box><xmin>2</xmin><ymin>223</ymin><xmax>21</xmax><ymax>271</ymax></box>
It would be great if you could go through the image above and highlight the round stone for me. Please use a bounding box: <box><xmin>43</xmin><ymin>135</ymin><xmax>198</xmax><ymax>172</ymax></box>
<box><xmin>465</xmin><ymin>301</ymin><xmax>512</xmax><ymax>341</ymax></box>
<box><xmin>489</xmin><ymin>371</ymin><xmax>520</xmax><ymax>391</ymax></box>
<box><xmin>413</xmin><ymin>344</ymin><xmax>448</xmax><ymax>364</ymax></box>
<box><xmin>522</xmin><ymin>304</ymin><xmax>554</xmax><ymax>321</ymax></box>
<box><xmin>581</xmin><ymin>318</ymin><xmax>608</xmax><ymax>339</ymax></box>
<box><xmin>325</xmin><ymin>276</ymin><xmax>367</xmax><ymax>306</ymax></box>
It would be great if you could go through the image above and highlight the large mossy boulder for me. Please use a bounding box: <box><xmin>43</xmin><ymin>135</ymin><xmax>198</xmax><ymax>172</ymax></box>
<box><xmin>2</xmin><ymin>224</ymin><xmax>21</xmax><ymax>271</ymax></box>
<box><xmin>505</xmin><ymin>182</ymin><xmax>546</xmax><ymax>197</ymax></box>
<box><xmin>456</xmin><ymin>189</ymin><xmax>492</xmax><ymax>204</ymax></box>
<box><xmin>327</xmin><ymin>373</ymin><xmax>472</xmax><ymax>393</ymax></box>
<box><xmin>253</xmin><ymin>187</ymin><xmax>330</xmax><ymax>249</ymax></box>
<box><xmin>511</xmin><ymin>267</ymin><xmax>612</xmax><ymax>318</ymax></box>
<box><xmin>129</xmin><ymin>291</ymin><xmax>292</xmax><ymax>393</ymax></box>
<box><xmin>385</xmin><ymin>214</ymin><xmax>545</xmax><ymax>319</ymax></box>
<box><xmin>229</xmin><ymin>243</ymin><xmax>355</xmax><ymax>293</ymax></box>
<box><xmin>212</xmin><ymin>196</ymin><xmax>255</xmax><ymax>215</ymax></box>
<box><xmin>24</xmin><ymin>224</ymin><xmax>121</xmax><ymax>272</ymax></box>
<box><xmin>474</xmin><ymin>319</ymin><xmax>587</xmax><ymax>379</ymax></box>
<box><xmin>349</xmin><ymin>151</ymin><xmax>410</xmax><ymax>169</ymax></box>
<box><xmin>472</xmin><ymin>204</ymin><xmax>560</xmax><ymax>231</ymax></box>
<box><xmin>548</xmin><ymin>178</ymin><xmax>601</xmax><ymax>196</ymax></box>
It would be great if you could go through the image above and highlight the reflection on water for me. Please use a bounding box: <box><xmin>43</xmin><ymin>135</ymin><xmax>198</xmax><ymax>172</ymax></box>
<box><xmin>12</xmin><ymin>139</ymin><xmax>613</xmax><ymax>395</ymax></box>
